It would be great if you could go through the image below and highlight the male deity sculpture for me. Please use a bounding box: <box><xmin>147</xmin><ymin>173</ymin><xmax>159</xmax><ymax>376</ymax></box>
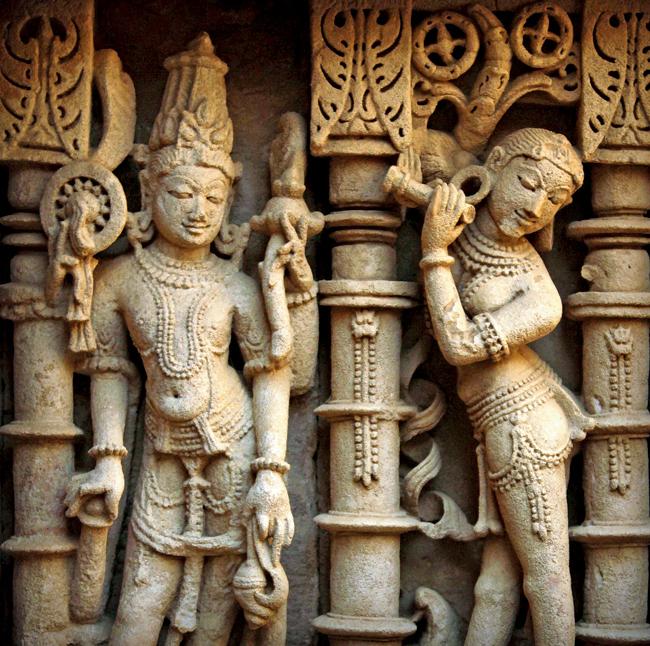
<box><xmin>63</xmin><ymin>33</ymin><xmax>320</xmax><ymax>645</ymax></box>
<box><xmin>387</xmin><ymin>129</ymin><xmax>589</xmax><ymax>645</ymax></box>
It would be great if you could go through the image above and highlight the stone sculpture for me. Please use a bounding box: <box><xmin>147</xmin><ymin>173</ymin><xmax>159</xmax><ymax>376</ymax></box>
<box><xmin>61</xmin><ymin>33</ymin><xmax>321</xmax><ymax>645</ymax></box>
<box><xmin>385</xmin><ymin>128</ymin><xmax>590</xmax><ymax>646</ymax></box>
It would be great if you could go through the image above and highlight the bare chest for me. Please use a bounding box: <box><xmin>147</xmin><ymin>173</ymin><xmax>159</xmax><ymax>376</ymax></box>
<box><xmin>122</xmin><ymin>277</ymin><xmax>234</xmax><ymax>372</ymax></box>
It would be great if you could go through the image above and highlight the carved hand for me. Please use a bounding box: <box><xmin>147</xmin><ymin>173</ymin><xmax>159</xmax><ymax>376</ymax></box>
<box><xmin>64</xmin><ymin>458</ymin><xmax>124</xmax><ymax>523</ymax></box>
<box><xmin>244</xmin><ymin>470</ymin><xmax>295</xmax><ymax>566</ymax></box>
<box><xmin>422</xmin><ymin>182</ymin><xmax>474</xmax><ymax>254</ymax></box>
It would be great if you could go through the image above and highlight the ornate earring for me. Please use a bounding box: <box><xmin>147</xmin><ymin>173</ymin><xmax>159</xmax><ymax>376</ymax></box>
<box><xmin>450</xmin><ymin>164</ymin><xmax>492</xmax><ymax>205</ymax></box>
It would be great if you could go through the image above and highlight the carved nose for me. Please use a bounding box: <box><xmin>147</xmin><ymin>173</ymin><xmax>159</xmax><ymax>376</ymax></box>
<box><xmin>187</xmin><ymin>196</ymin><xmax>207</xmax><ymax>222</ymax></box>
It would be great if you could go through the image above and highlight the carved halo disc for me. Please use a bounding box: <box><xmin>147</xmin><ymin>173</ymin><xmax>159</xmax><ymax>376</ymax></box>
<box><xmin>511</xmin><ymin>2</ymin><xmax>573</xmax><ymax>69</ymax></box>
<box><xmin>40</xmin><ymin>160</ymin><xmax>128</xmax><ymax>253</ymax></box>
<box><xmin>412</xmin><ymin>11</ymin><xmax>479</xmax><ymax>81</ymax></box>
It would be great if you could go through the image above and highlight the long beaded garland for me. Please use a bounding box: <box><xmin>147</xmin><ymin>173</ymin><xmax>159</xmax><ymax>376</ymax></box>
<box><xmin>136</xmin><ymin>246</ymin><xmax>218</xmax><ymax>379</ymax></box>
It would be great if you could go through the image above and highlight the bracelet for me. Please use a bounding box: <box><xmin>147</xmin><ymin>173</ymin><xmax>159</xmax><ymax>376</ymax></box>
<box><xmin>474</xmin><ymin>312</ymin><xmax>510</xmax><ymax>362</ymax></box>
<box><xmin>251</xmin><ymin>457</ymin><xmax>291</xmax><ymax>475</ymax></box>
<box><xmin>419</xmin><ymin>252</ymin><xmax>454</xmax><ymax>269</ymax></box>
<box><xmin>88</xmin><ymin>444</ymin><xmax>128</xmax><ymax>459</ymax></box>
<box><xmin>286</xmin><ymin>284</ymin><xmax>318</xmax><ymax>307</ymax></box>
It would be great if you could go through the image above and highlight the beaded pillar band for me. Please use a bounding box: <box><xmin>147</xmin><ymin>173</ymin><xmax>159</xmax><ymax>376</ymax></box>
<box><xmin>419</xmin><ymin>252</ymin><xmax>455</xmax><ymax>269</ymax></box>
<box><xmin>474</xmin><ymin>312</ymin><xmax>509</xmax><ymax>362</ymax></box>
<box><xmin>89</xmin><ymin>444</ymin><xmax>128</xmax><ymax>459</ymax></box>
<box><xmin>251</xmin><ymin>457</ymin><xmax>291</xmax><ymax>475</ymax></box>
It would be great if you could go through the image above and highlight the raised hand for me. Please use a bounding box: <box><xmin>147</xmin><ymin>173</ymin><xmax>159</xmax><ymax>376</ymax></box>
<box><xmin>422</xmin><ymin>181</ymin><xmax>475</xmax><ymax>254</ymax></box>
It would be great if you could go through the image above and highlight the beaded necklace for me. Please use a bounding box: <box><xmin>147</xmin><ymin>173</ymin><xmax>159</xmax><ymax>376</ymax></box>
<box><xmin>135</xmin><ymin>246</ymin><xmax>220</xmax><ymax>379</ymax></box>
<box><xmin>451</xmin><ymin>221</ymin><xmax>536</xmax><ymax>308</ymax></box>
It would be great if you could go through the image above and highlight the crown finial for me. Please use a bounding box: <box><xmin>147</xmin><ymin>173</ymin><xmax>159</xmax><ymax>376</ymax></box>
<box><xmin>147</xmin><ymin>33</ymin><xmax>236</xmax><ymax>177</ymax></box>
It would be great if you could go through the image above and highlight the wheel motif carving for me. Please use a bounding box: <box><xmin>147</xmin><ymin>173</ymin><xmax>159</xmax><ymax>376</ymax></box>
<box><xmin>511</xmin><ymin>2</ymin><xmax>573</xmax><ymax>69</ymax></box>
<box><xmin>40</xmin><ymin>161</ymin><xmax>127</xmax><ymax>255</ymax></box>
<box><xmin>413</xmin><ymin>11</ymin><xmax>480</xmax><ymax>81</ymax></box>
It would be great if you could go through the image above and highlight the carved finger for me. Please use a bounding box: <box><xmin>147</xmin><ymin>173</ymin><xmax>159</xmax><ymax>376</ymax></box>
<box><xmin>267</xmin><ymin>516</ymin><xmax>277</xmax><ymax>544</ymax></box>
<box><xmin>252</xmin><ymin>590</ymin><xmax>281</xmax><ymax>614</ymax></box>
<box><xmin>285</xmin><ymin>516</ymin><xmax>295</xmax><ymax>546</ymax></box>
<box><xmin>281</xmin><ymin>212</ymin><xmax>299</xmax><ymax>243</ymax></box>
<box><xmin>64</xmin><ymin>494</ymin><xmax>83</xmax><ymax>518</ymax></box>
<box><xmin>257</xmin><ymin>513</ymin><xmax>270</xmax><ymax>540</ymax></box>
<box><xmin>105</xmin><ymin>489</ymin><xmax>121</xmax><ymax>521</ymax></box>
<box><xmin>271</xmin><ymin>521</ymin><xmax>286</xmax><ymax>566</ymax></box>
<box><xmin>79</xmin><ymin>482</ymin><xmax>107</xmax><ymax>498</ymax></box>
<box><xmin>297</xmin><ymin>213</ymin><xmax>309</xmax><ymax>246</ymax></box>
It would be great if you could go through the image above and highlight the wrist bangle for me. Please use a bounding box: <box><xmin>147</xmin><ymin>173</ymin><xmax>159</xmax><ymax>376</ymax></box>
<box><xmin>287</xmin><ymin>284</ymin><xmax>318</xmax><ymax>307</ymax></box>
<box><xmin>88</xmin><ymin>444</ymin><xmax>128</xmax><ymax>459</ymax></box>
<box><xmin>251</xmin><ymin>457</ymin><xmax>291</xmax><ymax>475</ymax></box>
<box><xmin>419</xmin><ymin>252</ymin><xmax>454</xmax><ymax>269</ymax></box>
<box><xmin>474</xmin><ymin>312</ymin><xmax>509</xmax><ymax>362</ymax></box>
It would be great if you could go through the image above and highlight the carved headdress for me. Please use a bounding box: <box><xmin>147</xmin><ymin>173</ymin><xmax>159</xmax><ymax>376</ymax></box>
<box><xmin>486</xmin><ymin>128</ymin><xmax>583</xmax><ymax>188</ymax></box>
<box><xmin>135</xmin><ymin>32</ymin><xmax>241</xmax><ymax>181</ymax></box>
<box><xmin>130</xmin><ymin>33</ymin><xmax>243</xmax><ymax>247</ymax></box>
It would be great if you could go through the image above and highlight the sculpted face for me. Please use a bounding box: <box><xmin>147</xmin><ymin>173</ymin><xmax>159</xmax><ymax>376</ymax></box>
<box><xmin>487</xmin><ymin>156</ymin><xmax>574</xmax><ymax>239</ymax></box>
<box><xmin>150</xmin><ymin>165</ymin><xmax>231</xmax><ymax>248</ymax></box>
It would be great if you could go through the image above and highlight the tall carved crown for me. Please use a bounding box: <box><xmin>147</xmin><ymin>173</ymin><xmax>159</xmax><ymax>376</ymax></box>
<box><xmin>147</xmin><ymin>32</ymin><xmax>238</xmax><ymax>180</ymax></box>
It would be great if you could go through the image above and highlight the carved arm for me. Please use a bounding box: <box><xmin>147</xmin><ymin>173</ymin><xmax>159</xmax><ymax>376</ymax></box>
<box><xmin>421</xmin><ymin>263</ymin><xmax>562</xmax><ymax>367</ymax></box>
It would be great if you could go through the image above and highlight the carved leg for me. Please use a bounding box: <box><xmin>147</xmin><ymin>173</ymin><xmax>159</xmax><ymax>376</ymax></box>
<box><xmin>187</xmin><ymin>554</ymin><xmax>243</xmax><ymax>646</ymax></box>
<box><xmin>110</xmin><ymin>532</ymin><xmax>183</xmax><ymax>646</ymax></box>
<box><xmin>495</xmin><ymin>465</ymin><xmax>574</xmax><ymax>646</ymax></box>
<box><xmin>465</xmin><ymin>536</ymin><xmax>521</xmax><ymax>646</ymax></box>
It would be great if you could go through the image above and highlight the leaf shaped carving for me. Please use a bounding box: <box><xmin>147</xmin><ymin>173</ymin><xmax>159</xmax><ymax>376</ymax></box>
<box><xmin>636</xmin><ymin>15</ymin><xmax>650</xmax><ymax>134</ymax></box>
<box><xmin>580</xmin><ymin>11</ymin><xmax>627</xmax><ymax>157</ymax></box>
<box><xmin>365</xmin><ymin>6</ymin><xmax>411</xmax><ymax>151</ymax></box>
<box><xmin>310</xmin><ymin>2</ymin><xmax>355</xmax><ymax>152</ymax></box>
<box><xmin>0</xmin><ymin>19</ymin><xmax>38</xmax><ymax>153</ymax></box>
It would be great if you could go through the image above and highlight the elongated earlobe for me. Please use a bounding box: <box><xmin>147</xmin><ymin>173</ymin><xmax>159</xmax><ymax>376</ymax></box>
<box><xmin>531</xmin><ymin>220</ymin><xmax>554</xmax><ymax>253</ymax></box>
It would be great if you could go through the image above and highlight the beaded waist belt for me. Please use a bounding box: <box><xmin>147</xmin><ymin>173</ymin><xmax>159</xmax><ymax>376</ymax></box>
<box><xmin>466</xmin><ymin>360</ymin><xmax>559</xmax><ymax>437</ymax></box>
<box><xmin>145</xmin><ymin>385</ymin><xmax>252</xmax><ymax>457</ymax></box>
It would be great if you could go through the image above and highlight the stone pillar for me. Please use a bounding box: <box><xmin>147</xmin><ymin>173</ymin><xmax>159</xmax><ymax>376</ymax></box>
<box><xmin>309</xmin><ymin>2</ymin><xmax>419</xmax><ymax>642</ymax></box>
<box><xmin>573</xmin><ymin>2</ymin><xmax>650</xmax><ymax>639</ymax></box>
<box><xmin>314</xmin><ymin>161</ymin><xmax>418</xmax><ymax>646</ymax></box>
<box><xmin>0</xmin><ymin>167</ymin><xmax>81</xmax><ymax>645</ymax></box>
<box><xmin>567</xmin><ymin>165</ymin><xmax>650</xmax><ymax>644</ymax></box>
<box><xmin>0</xmin><ymin>1</ymin><xmax>134</xmax><ymax>642</ymax></box>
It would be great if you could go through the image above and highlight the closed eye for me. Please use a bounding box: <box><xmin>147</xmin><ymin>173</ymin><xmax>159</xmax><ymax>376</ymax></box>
<box><xmin>168</xmin><ymin>189</ymin><xmax>192</xmax><ymax>199</ymax></box>
<box><xmin>207</xmin><ymin>195</ymin><xmax>223</xmax><ymax>205</ymax></box>
<box><xmin>518</xmin><ymin>175</ymin><xmax>539</xmax><ymax>191</ymax></box>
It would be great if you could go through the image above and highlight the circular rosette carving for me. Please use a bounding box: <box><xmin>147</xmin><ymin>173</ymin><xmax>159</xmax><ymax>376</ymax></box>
<box><xmin>413</xmin><ymin>11</ymin><xmax>479</xmax><ymax>81</ymax></box>
<box><xmin>40</xmin><ymin>161</ymin><xmax>128</xmax><ymax>255</ymax></box>
<box><xmin>511</xmin><ymin>2</ymin><xmax>573</xmax><ymax>69</ymax></box>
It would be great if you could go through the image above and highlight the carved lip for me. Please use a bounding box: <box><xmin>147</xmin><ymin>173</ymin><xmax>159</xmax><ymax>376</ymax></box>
<box><xmin>514</xmin><ymin>208</ymin><xmax>538</xmax><ymax>225</ymax></box>
<box><xmin>183</xmin><ymin>221</ymin><xmax>211</xmax><ymax>234</ymax></box>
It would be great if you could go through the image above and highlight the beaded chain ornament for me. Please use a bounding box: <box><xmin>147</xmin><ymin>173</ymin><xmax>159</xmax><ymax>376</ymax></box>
<box><xmin>467</xmin><ymin>360</ymin><xmax>572</xmax><ymax>540</ymax></box>
<box><xmin>135</xmin><ymin>246</ymin><xmax>221</xmax><ymax>380</ymax></box>
<box><xmin>452</xmin><ymin>221</ymin><xmax>536</xmax><ymax>309</ymax></box>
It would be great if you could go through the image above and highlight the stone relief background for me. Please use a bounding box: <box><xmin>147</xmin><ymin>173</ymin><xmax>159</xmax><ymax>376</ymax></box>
<box><xmin>0</xmin><ymin>1</ymin><xmax>604</xmax><ymax>643</ymax></box>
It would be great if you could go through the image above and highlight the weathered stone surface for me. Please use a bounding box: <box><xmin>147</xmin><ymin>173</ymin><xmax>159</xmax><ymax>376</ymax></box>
<box><xmin>3</xmin><ymin>2</ymin><xmax>650</xmax><ymax>645</ymax></box>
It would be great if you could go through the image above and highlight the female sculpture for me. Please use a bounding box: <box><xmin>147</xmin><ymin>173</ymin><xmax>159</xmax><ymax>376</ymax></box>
<box><xmin>63</xmin><ymin>34</ymin><xmax>319</xmax><ymax>645</ymax></box>
<box><xmin>388</xmin><ymin>129</ymin><xmax>587</xmax><ymax>645</ymax></box>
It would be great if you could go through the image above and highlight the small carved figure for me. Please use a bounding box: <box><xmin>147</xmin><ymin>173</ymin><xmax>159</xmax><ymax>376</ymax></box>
<box><xmin>386</xmin><ymin>128</ymin><xmax>589</xmax><ymax>646</ymax></box>
<box><xmin>63</xmin><ymin>34</ymin><xmax>320</xmax><ymax>645</ymax></box>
